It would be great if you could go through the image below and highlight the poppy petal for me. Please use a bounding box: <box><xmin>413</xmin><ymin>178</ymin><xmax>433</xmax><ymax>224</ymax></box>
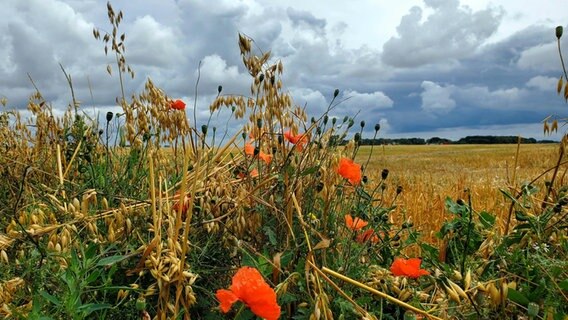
<box><xmin>216</xmin><ymin>289</ymin><xmax>239</xmax><ymax>313</ymax></box>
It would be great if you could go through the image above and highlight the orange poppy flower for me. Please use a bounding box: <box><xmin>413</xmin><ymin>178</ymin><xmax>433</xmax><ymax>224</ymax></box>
<box><xmin>345</xmin><ymin>214</ymin><xmax>368</xmax><ymax>231</ymax></box>
<box><xmin>258</xmin><ymin>152</ymin><xmax>272</xmax><ymax>164</ymax></box>
<box><xmin>390</xmin><ymin>258</ymin><xmax>430</xmax><ymax>279</ymax></box>
<box><xmin>237</xmin><ymin>168</ymin><xmax>259</xmax><ymax>179</ymax></box>
<box><xmin>337</xmin><ymin>157</ymin><xmax>361</xmax><ymax>185</ymax></box>
<box><xmin>244</xmin><ymin>143</ymin><xmax>272</xmax><ymax>164</ymax></box>
<box><xmin>216</xmin><ymin>266</ymin><xmax>281</xmax><ymax>320</ymax></box>
<box><xmin>284</xmin><ymin>130</ymin><xmax>308</xmax><ymax>151</ymax></box>
<box><xmin>170</xmin><ymin>99</ymin><xmax>186</xmax><ymax>110</ymax></box>
<box><xmin>356</xmin><ymin>229</ymin><xmax>380</xmax><ymax>244</ymax></box>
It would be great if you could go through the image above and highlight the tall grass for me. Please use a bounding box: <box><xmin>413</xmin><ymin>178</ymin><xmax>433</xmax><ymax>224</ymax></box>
<box><xmin>0</xmin><ymin>4</ymin><xmax>567</xmax><ymax>319</ymax></box>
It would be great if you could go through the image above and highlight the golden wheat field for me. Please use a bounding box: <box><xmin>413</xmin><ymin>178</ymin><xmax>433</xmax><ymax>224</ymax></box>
<box><xmin>356</xmin><ymin>143</ymin><xmax>559</xmax><ymax>243</ymax></box>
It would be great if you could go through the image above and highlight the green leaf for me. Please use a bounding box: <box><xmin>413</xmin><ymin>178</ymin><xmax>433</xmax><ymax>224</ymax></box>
<box><xmin>96</xmin><ymin>254</ymin><xmax>130</xmax><ymax>267</ymax></box>
<box><xmin>77</xmin><ymin>303</ymin><xmax>112</xmax><ymax>316</ymax></box>
<box><xmin>558</xmin><ymin>279</ymin><xmax>568</xmax><ymax>291</ymax></box>
<box><xmin>478</xmin><ymin>211</ymin><xmax>495</xmax><ymax>228</ymax></box>
<box><xmin>263</xmin><ymin>226</ymin><xmax>277</xmax><ymax>246</ymax></box>
<box><xmin>300</xmin><ymin>165</ymin><xmax>319</xmax><ymax>176</ymax></box>
<box><xmin>40</xmin><ymin>290</ymin><xmax>62</xmax><ymax>306</ymax></box>
<box><xmin>508</xmin><ymin>289</ymin><xmax>530</xmax><ymax>306</ymax></box>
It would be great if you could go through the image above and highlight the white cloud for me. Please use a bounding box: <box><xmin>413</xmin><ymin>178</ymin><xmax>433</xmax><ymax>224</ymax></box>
<box><xmin>343</xmin><ymin>90</ymin><xmax>393</xmax><ymax>109</ymax></box>
<box><xmin>197</xmin><ymin>55</ymin><xmax>250</xmax><ymax>94</ymax></box>
<box><xmin>420</xmin><ymin>81</ymin><xmax>456</xmax><ymax>113</ymax></box>
<box><xmin>127</xmin><ymin>15</ymin><xmax>185</xmax><ymax>67</ymax></box>
<box><xmin>517</xmin><ymin>42</ymin><xmax>562</xmax><ymax>71</ymax></box>
<box><xmin>526</xmin><ymin>75</ymin><xmax>558</xmax><ymax>91</ymax></box>
<box><xmin>382</xmin><ymin>0</ymin><xmax>504</xmax><ymax>67</ymax></box>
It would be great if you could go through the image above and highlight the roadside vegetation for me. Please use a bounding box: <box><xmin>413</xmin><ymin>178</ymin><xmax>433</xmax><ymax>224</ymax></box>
<box><xmin>0</xmin><ymin>4</ymin><xmax>566</xmax><ymax>319</ymax></box>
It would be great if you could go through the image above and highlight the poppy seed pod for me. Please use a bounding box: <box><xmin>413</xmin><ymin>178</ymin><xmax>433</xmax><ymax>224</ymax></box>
<box><xmin>333</xmin><ymin>88</ymin><xmax>339</xmax><ymax>98</ymax></box>
<box><xmin>362</xmin><ymin>175</ymin><xmax>368</xmax><ymax>184</ymax></box>
<box><xmin>201</xmin><ymin>125</ymin><xmax>208</xmax><ymax>135</ymax></box>
<box><xmin>323</xmin><ymin>115</ymin><xmax>329</xmax><ymax>125</ymax></box>
<box><xmin>360</xmin><ymin>121</ymin><xmax>365</xmax><ymax>128</ymax></box>
<box><xmin>375</xmin><ymin>123</ymin><xmax>381</xmax><ymax>132</ymax></box>
<box><xmin>396</xmin><ymin>185</ymin><xmax>403</xmax><ymax>194</ymax></box>
<box><xmin>381</xmin><ymin>169</ymin><xmax>389</xmax><ymax>180</ymax></box>
<box><xmin>218</xmin><ymin>85</ymin><xmax>223</xmax><ymax>94</ymax></box>
<box><xmin>556</xmin><ymin>26</ymin><xmax>563</xmax><ymax>39</ymax></box>
<box><xmin>106</xmin><ymin>111</ymin><xmax>113</xmax><ymax>122</ymax></box>
<box><xmin>256</xmin><ymin>118</ymin><xmax>263</xmax><ymax>128</ymax></box>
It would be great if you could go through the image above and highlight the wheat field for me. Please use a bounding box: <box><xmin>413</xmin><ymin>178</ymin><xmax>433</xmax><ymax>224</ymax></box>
<box><xmin>355</xmin><ymin>143</ymin><xmax>559</xmax><ymax>243</ymax></box>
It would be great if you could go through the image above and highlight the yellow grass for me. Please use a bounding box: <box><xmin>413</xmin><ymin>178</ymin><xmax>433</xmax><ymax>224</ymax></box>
<box><xmin>356</xmin><ymin>143</ymin><xmax>560</xmax><ymax>243</ymax></box>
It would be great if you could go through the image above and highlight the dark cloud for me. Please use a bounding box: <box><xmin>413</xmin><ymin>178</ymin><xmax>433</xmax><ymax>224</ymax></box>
<box><xmin>0</xmin><ymin>0</ymin><xmax>566</xmax><ymax>141</ymax></box>
<box><xmin>382</xmin><ymin>0</ymin><xmax>504</xmax><ymax>68</ymax></box>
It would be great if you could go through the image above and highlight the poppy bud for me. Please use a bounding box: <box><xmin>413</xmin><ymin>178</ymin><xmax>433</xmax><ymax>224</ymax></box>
<box><xmin>323</xmin><ymin>115</ymin><xmax>328</xmax><ymax>126</ymax></box>
<box><xmin>556</xmin><ymin>26</ymin><xmax>563</xmax><ymax>39</ymax></box>
<box><xmin>381</xmin><ymin>169</ymin><xmax>389</xmax><ymax>180</ymax></box>
<box><xmin>316</xmin><ymin>182</ymin><xmax>324</xmax><ymax>192</ymax></box>
<box><xmin>311</xmin><ymin>117</ymin><xmax>316</xmax><ymax>124</ymax></box>
<box><xmin>201</xmin><ymin>125</ymin><xmax>208</xmax><ymax>135</ymax></box>
<box><xmin>316</xmin><ymin>127</ymin><xmax>322</xmax><ymax>135</ymax></box>
<box><xmin>362</xmin><ymin>175</ymin><xmax>368</xmax><ymax>184</ymax></box>
<box><xmin>106</xmin><ymin>111</ymin><xmax>113</xmax><ymax>122</ymax></box>
<box><xmin>456</xmin><ymin>198</ymin><xmax>465</xmax><ymax>206</ymax></box>
<box><xmin>348</xmin><ymin>119</ymin><xmax>354</xmax><ymax>128</ymax></box>
<box><xmin>231</xmin><ymin>106</ymin><xmax>236</xmax><ymax>113</ymax></box>
<box><xmin>333</xmin><ymin>88</ymin><xmax>339</xmax><ymax>98</ymax></box>
<box><xmin>402</xmin><ymin>222</ymin><xmax>413</xmax><ymax>229</ymax></box>
<box><xmin>259</xmin><ymin>74</ymin><xmax>264</xmax><ymax>82</ymax></box>
<box><xmin>354</xmin><ymin>133</ymin><xmax>361</xmax><ymax>142</ymax></box>
<box><xmin>270</xmin><ymin>75</ymin><xmax>275</xmax><ymax>85</ymax></box>
<box><xmin>256</xmin><ymin>118</ymin><xmax>263</xmax><ymax>128</ymax></box>
<box><xmin>218</xmin><ymin>85</ymin><xmax>223</xmax><ymax>94</ymax></box>
<box><xmin>375</xmin><ymin>123</ymin><xmax>381</xmax><ymax>132</ymax></box>
<box><xmin>381</xmin><ymin>213</ymin><xmax>389</xmax><ymax>221</ymax></box>
<box><xmin>396</xmin><ymin>185</ymin><xmax>403</xmax><ymax>195</ymax></box>
<box><xmin>343</xmin><ymin>116</ymin><xmax>349</xmax><ymax>123</ymax></box>
<box><xmin>360</xmin><ymin>121</ymin><xmax>365</xmax><ymax>128</ymax></box>
<box><xmin>272</xmin><ymin>146</ymin><xmax>277</xmax><ymax>154</ymax></box>
<box><xmin>278</xmin><ymin>135</ymin><xmax>283</xmax><ymax>144</ymax></box>
<box><xmin>254</xmin><ymin>147</ymin><xmax>260</xmax><ymax>156</ymax></box>
<box><xmin>242</xmin><ymin>132</ymin><xmax>247</xmax><ymax>140</ymax></box>
<box><xmin>392</xmin><ymin>234</ymin><xmax>400</xmax><ymax>241</ymax></box>
<box><xmin>98</xmin><ymin>129</ymin><xmax>104</xmax><ymax>136</ymax></box>
<box><xmin>332</xmin><ymin>117</ymin><xmax>337</xmax><ymax>125</ymax></box>
<box><xmin>527</xmin><ymin>302</ymin><xmax>540</xmax><ymax>318</ymax></box>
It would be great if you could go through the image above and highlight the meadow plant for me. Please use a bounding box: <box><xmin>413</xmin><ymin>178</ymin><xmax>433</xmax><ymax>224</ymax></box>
<box><xmin>0</xmin><ymin>4</ymin><xmax>566</xmax><ymax>320</ymax></box>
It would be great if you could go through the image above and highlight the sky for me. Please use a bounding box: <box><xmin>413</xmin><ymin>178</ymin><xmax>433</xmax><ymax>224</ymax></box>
<box><xmin>1</xmin><ymin>0</ymin><xmax>567</xmax><ymax>141</ymax></box>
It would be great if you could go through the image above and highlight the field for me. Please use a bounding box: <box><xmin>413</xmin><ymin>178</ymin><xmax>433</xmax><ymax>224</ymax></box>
<box><xmin>0</xmin><ymin>6</ymin><xmax>567</xmax><ymax>319</ymax></box>
<box><xmin>358</xmin><ymin>144</ymin><xmax>559</xmax><ymax>243</ymax></box>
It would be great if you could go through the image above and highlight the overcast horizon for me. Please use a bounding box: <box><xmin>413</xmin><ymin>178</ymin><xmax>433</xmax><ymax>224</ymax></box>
<box><xmin>1</xmin><ymin>0</ymin><xmax>567</xmax><ymax>141</ymax></box>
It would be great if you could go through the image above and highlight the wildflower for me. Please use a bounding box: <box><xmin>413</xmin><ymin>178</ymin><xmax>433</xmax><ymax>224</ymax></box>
<box><xmin>390</xmin><ymin>258</ymin><xmax>430</xmax><ymax>279</ymax></box>
<box><xmin>258</xmin><ymin>152</ymin><xmax>272</xmax><ymax>164</ymax></box>
<box><xmin>345</xmin><ymin>214</ymin><xmax>368</xmax><ymax>231</ymax></box>
<box><xmin>216</xmin><ymin>266</ymin><xmax>281</xmax><ymax>320</ymax></box>
<box><xmin>244</xmin><ymin>143</ymin><xmax>272</xmax><ymax>164</ymax></box>
<box><xmin>170</xmin><ymin>99</ymin><xmax>186</xmax><ymax>111</ymax></box>
<box><xmin>244</xmin><ymin>143</ymin><xmax>255</xmax><ymax>156</ymax></box>
<box><xmin>356</xmin><ymin>229</ymin><xmax>379</xmax><ymax>244</ymax></box>
<box><xmin>237</xmin><ymin>168</ymin><xmax>259</xmax><ymax>179</ymax></box>
<box><xmin>284</xmin><ymin>130</ymin><xmax>308</xmax><ymax>151</ymax></box>
<box><xmin>337</xmin><ymin>157</ymin><xmax>361</xmax><ymax>185</ymax></box>
<box><xmin>172</xmin><ymin>192</ymin><xmax>191</xmax><ymax>217</ymax></box>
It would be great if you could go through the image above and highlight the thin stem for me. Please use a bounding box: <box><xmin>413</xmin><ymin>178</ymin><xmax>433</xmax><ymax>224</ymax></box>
<box><xmin>558</xmin><ymin>38</ymin><xmax>568</xmax><ymax>81</ymax></box>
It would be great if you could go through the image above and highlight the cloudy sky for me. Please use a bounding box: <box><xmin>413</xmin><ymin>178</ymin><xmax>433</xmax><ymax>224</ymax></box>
<box><xmin>1</xmin><ymin>0</ymin><xmax>567</xmax><ymax>140</ymax></box>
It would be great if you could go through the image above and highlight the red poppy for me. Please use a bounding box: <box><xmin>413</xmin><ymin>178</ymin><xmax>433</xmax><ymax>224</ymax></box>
<box><xmin>356</xmin><ymin>229</ymin><xmax>380</xmax><ymax>244</ymax></box>
<box><xmin>390</xmin><ymin>258</ymin><xmax>430</xmax><ymax>279</ymax></box>
<box><xmin>244</xmin><ymin>143</ymin><xmax>272</xmax><ymax>164</ymax></box>
<box><xmin>337</xmin><ymin>157</ymin><xmax>361</xmax><ymax>185</ymax></box>
<box><xmin>216</xmin><ymin>266</ymin><xmax>281</xmax><ymax>320</ymax></box>
<box><xmin>258</xmin><ymin>152</ymin><xmax>272</xmax><ymax>164</ymax></box>
<box><xmin>244</xmin><ymin>143</ymin><xmax>255</xmax><ymax>156</ymax></box>
<box><xmin>284</xmin><ymin>130</ymin><xmax>308</xmax><ymax>151</ymax></box>
<box><xmin>345</xmin><ymin>214</ymin><xmax>368</xmax><ymax>231</ymax></box>
<box><xmin>170</xmin><ymin>99</ymin><xmax>186</xmax><ymax>110</ymax></box>
<box><xmin>238</xmin><ymin>168</ymin><xmax>259</xmax><ymax>179</ymax></box>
